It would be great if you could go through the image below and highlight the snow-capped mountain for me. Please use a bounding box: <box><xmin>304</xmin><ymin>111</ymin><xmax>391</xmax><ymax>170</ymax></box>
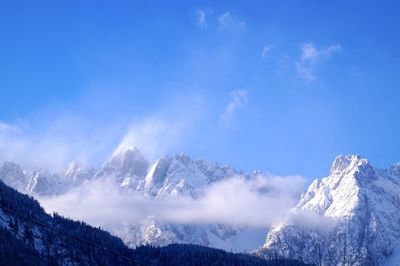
<box><xmin>95</xmin><ymin>147</ymin><xmax>149</xmax><ymax>185</ymax></box>
<box><xmin>0</xmin><ymin>160</ymin><xmax>95</xmax><ymax>196</ymax></box>
<box><xmin>0</xmin><ymin>161</ymin><xmax>28</xmax><ymax>192</ymax></box>
<box><xmin>0</xmin><ymin>147</ymin><xmax>265</xmax><ymax>252</ymax></box>
<box><xmin>258</xmin><ymin>155</ymin><xmax>400</xmax><ymax>265</ymax></box>
<box><xmin>95</xmin><ymin>147</ymin><xmax>265</xmax><ymax>251</ymax></box>
<box><xmin>102</xmin><ymin>147</ymin><xmax>238</xmax><ymax>198</ymax></box>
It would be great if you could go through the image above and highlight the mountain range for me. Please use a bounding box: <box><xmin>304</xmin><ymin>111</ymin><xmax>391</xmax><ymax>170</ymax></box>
<box><xmin>1</xmin><ymin>148</ymin><xmax>400</xmax><ymax>265</ymax></box>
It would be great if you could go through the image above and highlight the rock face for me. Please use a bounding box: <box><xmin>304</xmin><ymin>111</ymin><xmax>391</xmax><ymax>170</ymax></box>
<box><xmin>258</xmin><ymin>155</ymin><xmax>400</xmax><ymax>266</ymax></box>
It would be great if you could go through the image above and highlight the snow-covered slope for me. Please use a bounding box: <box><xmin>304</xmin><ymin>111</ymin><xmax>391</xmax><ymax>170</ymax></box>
<box><xmin>258</xmin><ymin>155</ymin><xmax>400</xmax><ymax>265</ymax></box>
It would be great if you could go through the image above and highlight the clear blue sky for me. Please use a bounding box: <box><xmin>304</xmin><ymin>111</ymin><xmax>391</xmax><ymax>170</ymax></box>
<box><xmin>0</xmin><ymin>0</ymin><xmax>399</xmax><ymax>179</ymax></box>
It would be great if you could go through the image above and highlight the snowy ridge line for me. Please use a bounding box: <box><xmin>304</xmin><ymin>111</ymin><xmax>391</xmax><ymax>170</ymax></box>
<box><xmin>0</xmin><ymin>204</ymin><xmax>132</xmax><ymax>262</ymax></box>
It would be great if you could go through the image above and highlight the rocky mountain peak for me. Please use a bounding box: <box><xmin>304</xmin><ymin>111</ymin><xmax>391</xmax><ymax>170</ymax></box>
<box><xmin>0</xmin><ymin>161</ymin><xmax>24</xmax><ymax>176</ymax></box>
<box><xmin>260</xmin><ymin>155</ymin><xmax>400</xmax><ymax>265</ymax></box>
<box><xmin>65</xmin><ymin>160</ymin><xmax>83</xmax><ymax>177</ymax></box>
<box><xmin>0</xmin><ymin>161</ymin><xmax>27</xmax><ymax>191</ymax></box>
<box><xmin>330</xmin><ymin>154</ymin><xmax>366</xmax><ymax>174</ymax></box>
<box><xmin>387</xmin><ymin>162</ymin><xmax>400</xmax><ymax>178</ymax></box>
<box><xmin>98</xmin><ymin>146</ymin><xmax>150</xmax><ymax>179</ymax></box>
<box><xmin>329</xmin><ymin>154</ymin><xmax>377</xmax><ymax>186</ymax></box>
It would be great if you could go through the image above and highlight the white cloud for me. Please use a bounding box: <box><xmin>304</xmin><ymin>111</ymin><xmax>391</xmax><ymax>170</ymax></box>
<box><xmin>194</xmin><ymin>8</ymin><xmax>210</xmax><ymax>28</ymax></box>
<box><xmin>261</xmin><ymin>45</ymin><xmax>273</xmax><ymax>59</ymax></box>
<box><xmin>0</xmin><ymin>91</ymin><xmax>203</xmax><ymax>170</ymax></box>
<box><xmin>218</xmin><ymin>12</ymin><xmax>246</xmax><ymax>32</ymax></box>
<box><xmin>296</xmin><ymin>42</ymin><xmax>341</xmax><ymax>81</ymax></box>
<box><xmin>0</xmin><ymin>119</ymin><xmax>117</xmax><ymax>171</ymax></box>
<box><xmin>166</xmin><ymin>175</ymin><xmax>307</xmax><ymax>227</ymax></box>
<box><xmin>0</xmin><ymin>122</ymin><xmax>20</xmax><ymax>134</ymax></box>
<box><xmin>39</xmin><ymin>174</ymin><xmax>307</xmax><ymax>229</ymax></box>
<box><xmin>0</xmin><ymin>114</ymin><xmax>193</xmax><ymax>170</ymax></box>
<box><xmin>113</xmin><ymin>116</ymin><xmax>189</xmax><ymax>160</ymax></box>
<box><xmin>287</xmin><ymin>209</ymin><xmax>338</xmax><ymax>231</ymax></box>
<box><xmin>220</xmin><ymin>89</ymin><xmax>248</xmax><ymax>121</ymax></box>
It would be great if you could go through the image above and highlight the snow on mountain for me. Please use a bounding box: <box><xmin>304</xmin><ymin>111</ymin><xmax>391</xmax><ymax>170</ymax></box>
<box><xmin>26</xmin><ymin>169</ymin><xmax>67</xmax><ymax>196</ymax></box>
<box><xmin>0</xmin><ymin>160</ymin><xmax>94</xmax><ymax>196</ymax></box>
<box><xmin>0</xmin><ymin>147</ymin><xmax>264</xmax><ymax>252</ymax></box>
<box><xmin>99</xmin><ymin>147</ymin><xmax>238</xmax><ymax>197</ymax></box>
<box><xmin>2</xmin><ymin>149</ymin><xmax>399</xmax><ymax>263</ymax></box>
<box><xmin>0</xmin><ymin>161</ymin><xmax>28</xmax><ymax>192</ymax></box>
<box><xmin>119</xmin><ymin>216</ymin><xmax>267</xmax><ymax>253</ymax></box>
<box><xmin>258</xmin><ymin>155</ymin><xmax>400</xmax><ymax>265</ymax></box>
<box><xmin>4</xmin><ymin>146</ymin><xmax>400</xmax><ymax>264</ymax></box>
<box><xmin>96</xmin><ymin>147</ymin><xmax>149</xmax><ymax>184</ymax></box>
<box><xmin>140</xmin><ymin>153</ymin><xmax>238</xmax><ymax>198</ymax></box>
<box><xmin>95</xmin><ymin>148</ymin><xmax>264</xmax><ymax>251</ymax></box>
<box><xmin>65</xmin><ymin>160</ymin><xmax>96</xmax><ymax>184</ymax></box>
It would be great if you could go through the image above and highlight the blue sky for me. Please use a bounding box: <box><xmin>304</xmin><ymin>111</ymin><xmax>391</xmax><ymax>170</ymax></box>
<box><xmin>0</xmin><ymin>1</ymin><xmax>399</xmax><ymax>179</ymax></box>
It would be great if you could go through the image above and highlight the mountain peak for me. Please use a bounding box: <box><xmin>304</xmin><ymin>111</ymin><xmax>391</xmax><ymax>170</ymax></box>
<box><xmin>108</xmin><ymin>146</ymin><xmax>146</xmax><ymax>166</ymax></box>
<box><xmin>329</xmin><ymin>154</ymin><xmax>369</xmax><ymax>175</ymax></box>
<box><xmin>65</xmin><ymin>160</ymin><xmax>82</xmax><ymax>176</ymax></box>
<box><xmin>261</xmin><ymin>155</ymin><xmax>400</xmax><ymax>265</ymax></box>
<box><xmin>98</xmin><ymin>146</ymin><xmax>149</xmax><ymax>180</ymax></box>
<box><xmin>112</xmin><ymin>145</ymin><xmax>142</xmax><ymax>157</ymax></box>
<box><xmin>0</xmin><ymin>161</ymin><xmax>27</xmax><ymax>191</ymax></box>
<box><xmin>388</xmin><ymin>162</ymin><xmax>400</xmax><ymax>178</ymax></box>
<box><xmin>0</xmin><ymin>161</ymin><xmax>23</xmax><ymax>173</ymax></box>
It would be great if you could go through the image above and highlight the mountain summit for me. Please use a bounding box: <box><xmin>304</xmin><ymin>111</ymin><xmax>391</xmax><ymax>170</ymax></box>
<box><xmin>96</xmin><ymin>147</ymin><xmax>150</xmax><ymax>183</ymax></box>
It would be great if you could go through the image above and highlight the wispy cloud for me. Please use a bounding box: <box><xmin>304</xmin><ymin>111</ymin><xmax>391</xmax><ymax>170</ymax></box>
<box><xmin>261</xmin><ymin>44</ymin><xmax>273</xmax><ymax>59</ymax></box>
<box><xmin>296</xmin><ymin>42</ymin><xmax>341</xmax><ymax>81</ymax></box>
<box><xmin>218</xmin><ymin>12</ymin><xmax>246</xmax><ymax>33</ymax></box>
<box><xmin>0</xmin><ymin>118</ymin><xmax>118</xmax><ymax>171</ymax></box>
<box><xmin>113</xmin><ymin>116</ymin><xmax>189</xmax><ymax>160</ymax></box>
<box><xmin>193</xmin><ymin>8</ymin><xmax>211</xmax><ymax>28</ymax></box>
<box><xmin>220</xmin><ymin>89</ymin><xmax>248</xmax><ymax>121</ymax></box>
<box><xmin>39</xmin><ymin>174</ymin><xmax>307</xmax><ymax>229</ymax></box>
<box><xmin>0</xmin><ymin>114</ymin><xmax>194</xmax><ymax>170</ymax></box>
<box><xmin>0</xmin><ymin>91</ymin><xmax>203</xmax><ymax>170</ymax></box>
<box><xmin>0</xmin><ymin>122</ymin><xmax>20</xmax><ymax>133</ymax></box>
